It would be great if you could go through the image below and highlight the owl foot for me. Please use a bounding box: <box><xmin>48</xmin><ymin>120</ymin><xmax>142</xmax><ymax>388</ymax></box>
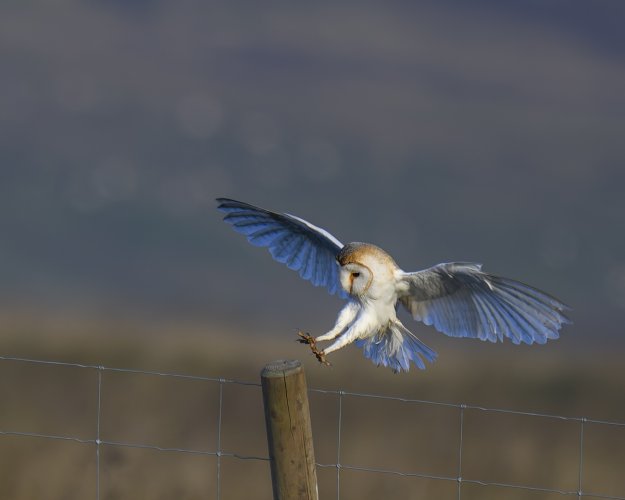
<box><xmin>297</xmin><ymin>332</ymin><xmax>331</xmax><ymax>366</ymax></box>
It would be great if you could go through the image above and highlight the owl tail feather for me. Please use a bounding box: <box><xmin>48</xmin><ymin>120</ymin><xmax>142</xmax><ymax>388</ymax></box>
<box><xmin>355</xmin><ymin>321</ymin><xmax>437</xmax><ymax>373</ymax></box>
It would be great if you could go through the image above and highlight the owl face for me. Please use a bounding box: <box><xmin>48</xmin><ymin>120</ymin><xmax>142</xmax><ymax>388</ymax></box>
<box><xmin>340</xmin><ymin>262</ymin><xmax>373</xmax><ymax>296</ymax></box>
<box><xmin>337</xmin><ymin>243</ymin><xmax>399</xmax><ymax>298</ymax></box>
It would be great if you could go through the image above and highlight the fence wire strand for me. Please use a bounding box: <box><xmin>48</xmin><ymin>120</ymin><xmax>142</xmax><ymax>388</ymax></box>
<box><xmin>1</xmin><ymin>354</ymin><xmax>625</xmax><ymax>500</ymax></box>
<box><xmin>458</xmin><ymin>405</ymin><xmax>465</xmax><ymax>500</ymax></box>
<box><xmin>336</xmin><ymin>390</ymin><xmax>344</xmax><ymax>500</ymax></box>
<box><xmin>578</xmin><ymin>417</ymin><xmax>585</xmax><ymax>498</ymax></box>
<box><xmin>96</xmin><ymin>367</ymin><xmax>102</xmax><ymax>500</ymax></box>
<box><xmin>216</xmin><ymin>379</ymin><xmax>224</xmax><ymax>500</ymax></box>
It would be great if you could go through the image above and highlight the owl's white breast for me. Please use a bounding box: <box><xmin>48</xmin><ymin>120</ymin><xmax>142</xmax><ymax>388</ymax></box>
<box><xmin>337</xmin><ymin>242</ymin><xmax>403</xmax><ymax>329</ymax></box>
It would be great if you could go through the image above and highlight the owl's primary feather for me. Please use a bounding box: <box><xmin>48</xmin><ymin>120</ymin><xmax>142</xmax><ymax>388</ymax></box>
<box><xmin>398</xmin><ymin>263</ymin><xmax>570</xmax><ymax>345</ymax></box>
<box><xmin>217</xmin><ymin>198</ymin><xmax>345</xmax><ymax>297</ymax></box>
<box><xmin>217</xmin><ymin>198</ymin><xmax>571</xmax><ymax>373</ymax></box>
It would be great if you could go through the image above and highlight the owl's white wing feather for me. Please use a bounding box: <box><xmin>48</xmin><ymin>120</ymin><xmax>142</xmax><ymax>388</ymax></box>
<box><xmin>398</xmin><ymin>263</ymin><xmax>571</xmax><ymax>345</ymax></box>
<box><xmin>217</xmin><ymin>198</ymin><xmax>346</xmax><ymax>297</ymax></box>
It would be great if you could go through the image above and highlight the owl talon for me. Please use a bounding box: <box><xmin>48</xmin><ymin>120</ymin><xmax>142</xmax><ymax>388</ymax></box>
<box><xmin>297</xmin><ymin>331</ymin><xmax>315</xmax><ymax>345</ymax></box>
<box><xmin>297</xmin><ymin>332</ymin><xmax>331</xmax><ymax>366</ymax></box>
<box><xmin>314</xmin><ymin>350</ymin><xmax>331</xmax><ymax>366</ymax></box>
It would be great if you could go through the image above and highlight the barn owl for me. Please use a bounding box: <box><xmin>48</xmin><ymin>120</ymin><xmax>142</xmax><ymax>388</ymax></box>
<box><xmin>217</xmin><ymin>198</ymin><xmax>570</xmax><ymax>372</ymax></box>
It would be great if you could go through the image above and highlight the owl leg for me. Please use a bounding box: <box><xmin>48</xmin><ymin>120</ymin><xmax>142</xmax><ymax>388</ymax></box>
<box><xmin>321</xmin><ymin>331</ymin><xmax>357</xmax><ymax>357</ymax></box>
<box><xmin>297</xmin><ymin>302</ymin><xmax>360</xmax><ymax>366</ymax></box>
<box><xmin>322</xmin><ymin>318</ymin><xmax>369</xmax><ymax>356</ymax></box>
<box><xmin>315</xmin><ymin>301</ymin><xmax>360</xmax><ymax>342</ymax></box>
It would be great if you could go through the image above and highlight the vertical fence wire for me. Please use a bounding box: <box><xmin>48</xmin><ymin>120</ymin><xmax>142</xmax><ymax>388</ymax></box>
<box><xmin>578</xmin><ymin>417</ymin><xmax>586</xmax><ymax>498</ymax></box>
<box><xmin>458</xmin><ymin>404</ymin><xmax>466</xmax><ymax>500</ymax></box>
<box><xmin>216</xmin><ymin>379</ymin><xmax>224</xmax><ymax>500</ymax></box>
<box><xmin>96</xmin><ymin>367</ymin><xmax>103</xmax><ymax>500</ymax></box>
<box><xmin>336</xmin><ymin>390</ymin><xmax>344</xmax><ymax>500</ymax></box>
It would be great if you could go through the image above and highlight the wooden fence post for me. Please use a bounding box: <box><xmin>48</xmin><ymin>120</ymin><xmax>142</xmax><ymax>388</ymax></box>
<box><xmin>261</xmin><ymin>359</ymin><xmax>319</xmax><ymax>500</ymax></box>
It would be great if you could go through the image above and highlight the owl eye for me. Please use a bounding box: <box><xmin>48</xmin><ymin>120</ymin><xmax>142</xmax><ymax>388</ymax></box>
<box><xmin>352</xmin><ymin>272</ymin><xmax>360</xmax><ymax>278</ymax></box>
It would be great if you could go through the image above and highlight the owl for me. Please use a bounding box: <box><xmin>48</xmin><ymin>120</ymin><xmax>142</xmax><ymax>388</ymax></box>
<box><xmin>217</xmin><ymin>198</ymin><xmax>570</xmax><ymax>372</ymax></box>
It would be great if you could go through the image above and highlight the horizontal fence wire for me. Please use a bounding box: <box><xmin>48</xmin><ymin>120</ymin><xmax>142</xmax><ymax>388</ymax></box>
<box><xmin>311</xmin><ymin>388</ymin><xmax>625</xmax><ymax>500</ymax></box>
<box><xmin>1</xmin><ymin>354</ymin><xmax>625</xmax><ymax>500</ymax></box>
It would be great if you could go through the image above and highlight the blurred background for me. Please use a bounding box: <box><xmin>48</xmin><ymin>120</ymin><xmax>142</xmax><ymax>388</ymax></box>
<box><xmin>1</xmin><ymin>1</ymin><xmax>624</xmax><ymax>499</ymax></box>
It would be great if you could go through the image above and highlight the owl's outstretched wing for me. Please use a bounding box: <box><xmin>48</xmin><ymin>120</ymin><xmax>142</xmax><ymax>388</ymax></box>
<box><xmin>217</xmin><ymin>198</ymin><xmax>346</xmax><ymax>297</ymax></box>
<box><xmin>398</xmin><ymin>263</ymin><xmax>571</xmax><ymax>345</ymax></box>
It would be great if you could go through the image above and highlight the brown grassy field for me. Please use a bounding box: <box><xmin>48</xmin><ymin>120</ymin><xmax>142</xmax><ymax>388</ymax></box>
<box><xmin>1</xmin><ymin>322</ymin><xmax>624</xmax><ymax>500</ymax></box>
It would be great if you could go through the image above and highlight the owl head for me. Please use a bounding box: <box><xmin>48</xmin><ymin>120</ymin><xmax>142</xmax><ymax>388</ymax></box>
<box><xmin>337</xmin><ymin>242</ymin><xmax>398</xmax><ymax>297</ymax></box>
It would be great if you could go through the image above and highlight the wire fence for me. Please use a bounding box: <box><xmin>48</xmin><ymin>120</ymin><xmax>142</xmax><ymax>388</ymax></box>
<box><xmin>1</xmin><ymin>353</ymin><xmax>624</xmax><ymax>500</ymax></box>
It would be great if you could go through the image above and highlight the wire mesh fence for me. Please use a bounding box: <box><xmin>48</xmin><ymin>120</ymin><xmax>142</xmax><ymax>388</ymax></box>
<box><xmin>1</xmin><ymin>353</ymin><xmax>624</xmax><ymax>500</ymax></box>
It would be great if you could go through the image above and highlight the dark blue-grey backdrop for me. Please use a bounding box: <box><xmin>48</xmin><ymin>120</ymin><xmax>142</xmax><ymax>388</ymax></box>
<box><xmin>1</xmin><ymin>0</ymin><xmax>624</xmax><ymax>347</ymax></box>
